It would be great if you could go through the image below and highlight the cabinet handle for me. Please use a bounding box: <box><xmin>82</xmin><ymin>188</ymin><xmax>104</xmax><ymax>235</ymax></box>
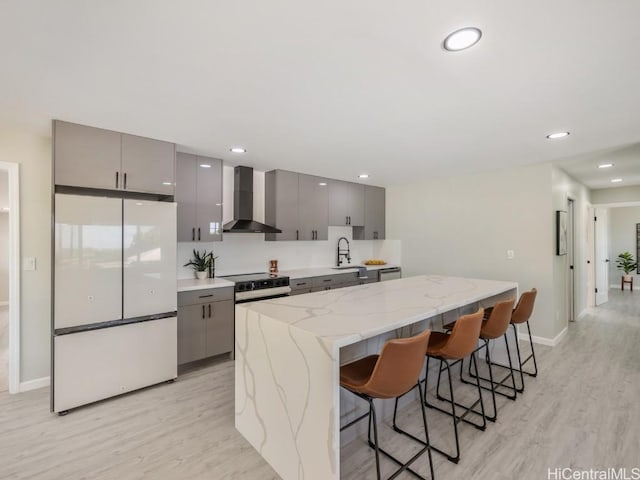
<box><xmin>323</xmin><ymin>279</ymin><xmax>332</xmax><ymax>282</ymax></box>
<box><xmin>192</xmin><ymin>228</ymin><xmax>195</xmax><ymax>241</ymax></box>
<box><xmin>202</xmin><ymin>305</ymin><xmax>205</xmax><ymax>319</ymax></box>
<box><xmin>123</xmin><ymin>172</ymin><xmax>128</xmax><ymax>190</ymax></box>
<box><xmin>208</xmin><ymin>304</ymin><xmax>212</xmax><ymax>318</ymax></box>
<box><xmin>115</xmin><ymin>171</ymin><xmax>119</xmax><ymax>189</ymax></box>
<box><xmin>345</xmin><ymin>216</ymin><xmax>349</xmax><ymax>225</ymax></box>
<box><xmin>296</xmin><ymin>230</ymin><xmax>299</xmax><ymax>241</ymax></box>
<box><xmin>198</xmin><ymin>227</ymin><xmax>201</xmax><ymax>241</ymax></box>
<box><xmin>296</xmin><ymin>282</ymin><xmax>307</xmax><ymax>286</ymax></box>
<box><xmin>198</xmin><ymin>294</ymin><xmax>213</xmax><ymax>299</ymax></box>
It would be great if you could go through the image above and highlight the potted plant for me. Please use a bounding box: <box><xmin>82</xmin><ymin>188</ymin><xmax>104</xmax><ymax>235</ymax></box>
<box><xmin>184</xmin><ymin>249</ymin><xmax>217</xmax><ymax>279</ymax></box>
<box><xmin>616</xmin><ymin>251</ymin><xmax>637</xmax><ymax>281</ymax></box>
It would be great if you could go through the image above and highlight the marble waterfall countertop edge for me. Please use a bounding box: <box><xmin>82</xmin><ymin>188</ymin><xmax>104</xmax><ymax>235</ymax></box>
<box><xmin>235</xmin><ymin>275</ymin><xmax>518</xmax><ymax>350</ymax></box>
<box><xmin>177</xmin><ymin>277</ymin><xmax>235</xmax><ymax>292</ymax></box>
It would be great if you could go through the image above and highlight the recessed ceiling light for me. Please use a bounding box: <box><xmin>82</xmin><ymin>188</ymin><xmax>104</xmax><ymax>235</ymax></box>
<box><xmin>611</xmin><ymin>178</ymin><xmax>623</xmax><ymax>183</ymax></box>
<box><xmin>215</xmin><ymin>203</ymin><xmax>223</xmax><ymax>206</ymax></box>
<box><xmin>358</xmin><ymin>174</ymin><xmax>369</xmax><ymax>179</ymax></box>
<box><xmin>135</xmin><ymin>202</ymin><xmax>144</xmax><ymax>206</ymax></box>
<box><xmin>162</xmin><ymin>181</ymin><xmax>173</xmax><ymax>185</ymax></box>
<box><xmin>597</xmin><ymin>163</ymin><xmax>614</xmax><ymax>169</ymax></box>
<box><xmin>318</xmin><ymin>182</ymin><xmax>327</xmax><ymax>186</ymax></box>
<box><xmin>443</xmin><ymin>27</ymin><xmax>482</xmax><ymax>52</ymax></box>
<box><xmin>200</xmin><ymin>164</ymin><xmax>211</xmax><ymax>168</ymax></box>
<box><xmin>230</xmin><ymin>147</ymin><xmax>246</xmax><ymax>153</ymax></box>
<box><xmin>546</xmin><ymin>131</ymin><xmax>570</xmax><ymax>139</ymax></box>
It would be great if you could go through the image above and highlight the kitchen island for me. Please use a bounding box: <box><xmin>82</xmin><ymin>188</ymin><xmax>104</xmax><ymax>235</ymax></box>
<box><xmin>235</xmin><ymin>275</ymin><xmax>518</xmax><ymax>480</ymax></box>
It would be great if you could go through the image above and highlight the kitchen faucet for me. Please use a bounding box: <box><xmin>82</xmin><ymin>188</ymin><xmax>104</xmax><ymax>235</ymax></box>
<box><xmin>337</xmin><ymin>237</ymin><xmax>351</xmax><ymax>266</ymax></box>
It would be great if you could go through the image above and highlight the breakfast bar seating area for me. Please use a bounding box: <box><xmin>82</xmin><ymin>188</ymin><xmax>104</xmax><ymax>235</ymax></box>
<box><xmin>234</xmin><ymin>275</ymin><xmax>521</xmax><ymax>479</ymax></box>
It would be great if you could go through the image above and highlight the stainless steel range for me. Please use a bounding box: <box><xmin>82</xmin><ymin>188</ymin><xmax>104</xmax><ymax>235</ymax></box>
<box><xmin>224</xmin><ymin>273</ymin><xmax>291</xmax><ymax>303</ymax></box>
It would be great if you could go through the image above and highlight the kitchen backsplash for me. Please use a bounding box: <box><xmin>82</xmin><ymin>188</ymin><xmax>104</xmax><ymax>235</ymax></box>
<box><xmin>177</xmin><ymin>226</ymin><xmax>401</xmax><ymax>278</ymax></box>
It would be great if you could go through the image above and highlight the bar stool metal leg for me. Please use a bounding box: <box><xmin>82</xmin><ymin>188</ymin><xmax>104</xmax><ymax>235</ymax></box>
<box><xmin>422</xmin><ymin>353</ymin><xmax>486</xmax><ymax>464</ymax></box>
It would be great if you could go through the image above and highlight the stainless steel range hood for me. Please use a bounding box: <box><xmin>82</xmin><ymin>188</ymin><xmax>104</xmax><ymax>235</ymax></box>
<box><xmin>223</xmin><ymin>166</ymin><xmax>282</xmax><ymax>233</ymax></box>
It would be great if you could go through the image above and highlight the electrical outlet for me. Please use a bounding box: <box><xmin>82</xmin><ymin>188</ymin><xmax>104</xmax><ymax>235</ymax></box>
<box><xmin>507</xmin><ymin>250</ymin><xmax>515</xmax><ymax>260</ymax></box>
<box><xmin>23</xmin><ymin>257</ymin><xmax>36</xmax><ymax>271</ymax></box>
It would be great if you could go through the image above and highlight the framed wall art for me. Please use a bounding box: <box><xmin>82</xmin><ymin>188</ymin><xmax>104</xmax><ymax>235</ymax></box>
<box><xmin>556</xmin><ymin>210</ymin><xmax>567</xmax><ymax>256</ymax></box>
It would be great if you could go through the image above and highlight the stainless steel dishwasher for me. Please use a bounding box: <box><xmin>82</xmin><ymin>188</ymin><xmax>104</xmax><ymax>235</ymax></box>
<box><xmin>379</xmin><ymin>267</ymin><xmax>402</xmax><ymax>281</ymax></box>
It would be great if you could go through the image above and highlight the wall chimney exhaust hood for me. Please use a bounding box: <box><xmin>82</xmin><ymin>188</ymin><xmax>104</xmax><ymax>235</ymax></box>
<box><xmin>223</xmin><ymin>166</ymin><xmax>282</xmax><ymax>233</ymax></box>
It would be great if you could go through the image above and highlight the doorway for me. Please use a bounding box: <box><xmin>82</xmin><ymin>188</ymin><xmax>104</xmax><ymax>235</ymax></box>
<box><xmin>0</xmin><ymin>162</ymin><xmax>19</xmax><ymax>394</ymax></box>
<box><xmin>594</xmin><ymin>207</ymin><xmax>609</xmax><ymax>306</ymax></box>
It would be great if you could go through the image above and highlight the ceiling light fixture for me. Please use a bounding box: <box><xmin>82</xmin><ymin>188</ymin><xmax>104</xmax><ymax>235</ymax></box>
<box><xmin>162</xmin><ymin>181</ymin><xmax>173</xmax><ymax>185</ymax></box>
<box><xmin>546</xmin><ymin>131</ymin><xmax>570</xmax><ymax>139</ymax></box>
<box><xmin>443</xmin><ymin>27</ymin><xmax>482</xmax><ymax>52</ymax></box>
<box><xmin>597</xmin><ymin>163</ymin><xmax>614</xmax><ymax>169</ymax></box>
<box><xmin>200</xmin><ymin>164</ymin><xmax>211</xmax><ymax>168</ymax></box>
<box><xmin>318</xmin><ymin>182</ymin><xmax>327</xmax><ymax>186</ymax></box>
<box><xmin>358</xmin><ymin>174</ymin><xmax>369</xmax><ymax>179</ymax></box>
<box><xmin>230</xmin><ymin>147</ymin><xmax>246</xmax><ymax>153</ymax></box>
<box><xmin>611</xmin><ymin>178</ymin><xmax>623</xmax><ymax>183</ymax></box>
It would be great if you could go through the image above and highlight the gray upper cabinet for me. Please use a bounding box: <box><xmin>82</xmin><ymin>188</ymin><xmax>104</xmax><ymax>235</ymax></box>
<box><xmin>265</xmin><ymin>170</ymin><xmax>299</xmax><ymax>241</ymax></box>
<box><xmin>121</xmin><ymin>134</ymin><xmax>175</xmax><ymax>195</ymax></box>
<box><xmin>176</xmin><ymin>153</ymin><xmax>222</xmax><ymax>242</ymax></box>
<box><xmin>54</xmin><ymin>120</ymin><xmax>122</xmax><ymax>190</ymax></box>
<box><xmin>53</xmin><ymin>120</ymin><xmax>176</xmax><ymax>196</ymax></box>
<box><xmin>364</xmin><ymin>186</ymin><xmax>385</xmax><ymax>240</ymax></box>
<box><xmin>298</xmin><ymin>174</ymin><xmax>329</xmax><ymax>241</ymax></box>
<box><xmin>329</xmin><ymin>180</ymin><xmax>365</xmax><ymax>226</ymax></box>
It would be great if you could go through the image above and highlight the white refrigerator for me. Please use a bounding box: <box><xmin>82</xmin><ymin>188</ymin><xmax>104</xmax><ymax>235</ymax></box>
<box><xmin>52</xmin><ymin>193</ymin><xmax>177</xmax><ymax>413</ymax></box>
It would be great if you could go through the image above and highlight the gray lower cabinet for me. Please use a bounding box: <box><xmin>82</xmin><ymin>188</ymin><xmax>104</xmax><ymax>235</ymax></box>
<box><xmin>291</xmin><ymin>271</ymin><xmax>380</xmax><ymax>295</ymax></box>
<box><xmin>329</xmin><ymin>180</ymin><xmax>365</xmax><ymax>227</ymax></box>
<box><xmin>53</xmin><ymin>120</ymin><xmax>176</xmax><ymax>195</ymax></box>
<box><xmin>176</xmin><ymin>153</ymin><xmax>223</xmax><ymax>242</ymax></box>
<box><xmin>290</xmin><ymin>278</ymin><xmax>313</xmax><ymax>295</ymax></box>
<box><xmin>177</xmin><ymin>287</ymin><xmax>234</xmax><ymax>365</ymax></box>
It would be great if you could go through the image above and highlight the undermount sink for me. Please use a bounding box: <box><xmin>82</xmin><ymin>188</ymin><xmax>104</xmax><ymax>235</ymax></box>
<box><xmin>332</xmin><ymin>265</ymin><xmax>359</xmax><ymax>270</ymax></box>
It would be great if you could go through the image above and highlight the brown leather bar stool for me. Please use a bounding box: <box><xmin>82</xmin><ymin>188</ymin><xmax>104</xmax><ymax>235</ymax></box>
<box><xmin>420</xmin><ymin>309</ymin><xmax>485</xmax><ymax>464</ymax></box>
<box><xmin>510</xmin><ymin>288</ymin><xmax>538</xmax><ymax>391</ymax></box>
<box><xmin>340</xmin><ymin>330</ymin><xmax>435</xmax><ymax>480</ymax></box>
<box><xmin>489</xmin><ymin>288</ymin><xmax>538</xmax><ymax>392</ymax></box>
<box><xmin>454</xmin><ymin>298</ymin><xmax>517</xmax><ymax>421</ymax></box>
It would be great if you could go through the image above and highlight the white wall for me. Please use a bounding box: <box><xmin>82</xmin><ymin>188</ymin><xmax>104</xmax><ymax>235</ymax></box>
<box><xmin>0</xmin><ymin>171</ymin><xmax>8</xmax><ymax>302</ymax></box>
<box><xmin>387</xmin><ymin>162</ymin><xmax>567</xmax><ymax>341</ymax></box>
<box><xmin>551</xmin><ymin>167</ymin><xmax>591</xmax><ymax>335</ymax></box>
<box><xmin>591</xmin><ymin>186</ymin><xmax>640</xmax><ymax>205</ymax></box>
<box><xmin>608</xmin><ymin>206</ymin><xmax>640</xmax><ymax>287</ymax></box>
<box><xmin>0</xmin><ymin>130</ymin><xmax>51</xmax><ymax>384</ymax></box>
<box><xmin>0</xmin><ymin>213</ymin><xmax>8</xmax><ymax>303</ymax></box>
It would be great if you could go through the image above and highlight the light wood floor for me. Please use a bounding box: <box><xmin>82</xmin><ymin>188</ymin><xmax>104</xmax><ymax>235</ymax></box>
<box><xmin>1</xmin><ymin>290</ymin><xmax>638</xmax><ymax>479</ymax></box>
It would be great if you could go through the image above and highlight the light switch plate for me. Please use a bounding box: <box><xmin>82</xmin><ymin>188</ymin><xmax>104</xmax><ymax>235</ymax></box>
<box><xmin>23</xmin><ymin>257</ymin><xmax>36</xmax><ymax>271</ymax></box>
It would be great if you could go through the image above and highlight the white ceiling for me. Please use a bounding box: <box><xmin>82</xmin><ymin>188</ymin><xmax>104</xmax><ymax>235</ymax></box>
<box><xmin>1</xmin><ymin>1</ymin><xmax>640</xmax><ymax>187</ymax></box>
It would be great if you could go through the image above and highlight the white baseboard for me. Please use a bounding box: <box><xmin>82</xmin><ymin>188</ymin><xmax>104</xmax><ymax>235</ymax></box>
<box><xmin>519</xmin><ymin>326</ymin><xmax>568</xmax><ymax>347</ymax></box>
<box><xmin>19</xmin><ymin>376</ymin><xmax>50</xmax><ymax>392</ymax></box>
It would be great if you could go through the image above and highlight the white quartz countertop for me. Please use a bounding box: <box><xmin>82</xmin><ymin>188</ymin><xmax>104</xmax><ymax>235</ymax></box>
<box><xmin>177</xmin><ymin>277</ymin><xmax>235</xmax><ymax>292</ymax></box>
<box><xmin>280</xmin><ymin>264</ymin><xmax>400</xmax><ymax>280</ymax></box>
<box><xmin>236</xmin><ymin>275</ymin><xmax>517</xmax><ymax>349</ymax></box>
